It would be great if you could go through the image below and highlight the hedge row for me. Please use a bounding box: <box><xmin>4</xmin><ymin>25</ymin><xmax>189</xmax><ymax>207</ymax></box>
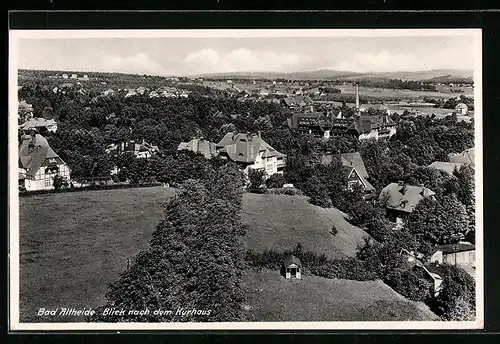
<box><xmin>246</xmin><ymin>248</ymin><xmax>377</xmax><ymax>281</ymax></box>
<box><xmin>19</xmin><ymin>182</ymin><xmax>165</xmax><ymax>197</ymax></box>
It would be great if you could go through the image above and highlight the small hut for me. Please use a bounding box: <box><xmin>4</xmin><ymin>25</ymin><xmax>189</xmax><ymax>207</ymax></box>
<box><xmin>283</xmin><ymin>254</ymin><xmax>302</xmax><ymax>279</ymax></box>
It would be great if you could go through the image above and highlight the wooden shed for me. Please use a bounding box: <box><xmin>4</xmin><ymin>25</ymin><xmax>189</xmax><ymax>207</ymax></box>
<box><xmin>283</xmin><ymin>255</ymin><xmax>302</xmax><ymax>279</ymax></box>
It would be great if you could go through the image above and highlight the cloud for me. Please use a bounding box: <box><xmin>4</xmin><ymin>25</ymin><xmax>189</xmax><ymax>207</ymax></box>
<box><xmin>183</xmin><ymin>48</ymin><xmax>221</xmax><ymax>65</ymax></box>
<box><xmin>101</xmin><ymin>53</ymin><xmax>167</xmax><ymax>75</ymax></box>
<box><xmin>183</xmin><ymin>48</ymin><xmax>311</xmax><ymax>74</ymax></box>
<box><xmin>333</xmin><ymin>51</ymin><xmax>421</xmax><ymax>73</ymax></box>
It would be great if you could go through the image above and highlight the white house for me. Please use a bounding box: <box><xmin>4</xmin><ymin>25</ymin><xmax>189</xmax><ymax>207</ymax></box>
<box><xmin>19</xmin><ymin>134</ymin><xmax>71</xmax><ymax>191</ymax></box>
<box><xmin>19</xmin><ymin>118</ymin><xmax>58</xmax><ymax>133</ymax></box>
<box><xmin>216</xmin><ymin>131</ymin><xmax>286</xmax><ymax>177</ymax></box>
<box><xmin>283</xmin><ymin>255</ymin><xmax>302</xmax><ymax>279</ymax></box>
<box><xmin>455</xmin><ymin>103</ymin><xmax>468</xmax><ymax>115</ymax></box>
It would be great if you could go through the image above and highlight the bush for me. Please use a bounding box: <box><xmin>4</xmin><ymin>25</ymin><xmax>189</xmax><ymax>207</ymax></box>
<box><xmin>330</xmin><ymin>225</ymin><xmax>339</xmax><ymax>236</ymax></box>
<box><xmin>265</xmin><ymin>173</ymin><xmax>286</xmax><ymax>189</ymax></box>
<box><xmin>384</xmin><ymin>268</ymin><xmax>433</xmax><ymax>302</ymax></box>
<box><xmin>246</xmin><ymin>248</ymin><xmax>376</xmax><ymax>282</ymax></box>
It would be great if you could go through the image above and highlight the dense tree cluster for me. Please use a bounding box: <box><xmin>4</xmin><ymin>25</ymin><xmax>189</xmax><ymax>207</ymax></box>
<box><xmin>90</xmin><ymin>164</ymin><xmax>246</xmax><ymax>322</ymax></box>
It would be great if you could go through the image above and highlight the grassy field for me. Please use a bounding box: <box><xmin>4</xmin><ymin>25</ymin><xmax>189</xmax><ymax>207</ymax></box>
<box><xmin>336</xmin><ymin>85</ymin><xmax>474</xmax><ymax>99</ymax></box>
<box><xmin>18</xmin><ymin>187</ymin><xmax>176</xmax><ymax>322</ymax></box>
<box><xmin>242</xmin><ymin>193</ymin><xmax>369</xmax><ymax>259</ymax></box>
<box><xmin>242</xmin><ymin>269</ymin><xmax>439</xmax><ymax>322</ymax></box>
<box><xmin>18</xmin><ymin>189</ymin><xmax>429</xmax><ymax>323</ymax></box>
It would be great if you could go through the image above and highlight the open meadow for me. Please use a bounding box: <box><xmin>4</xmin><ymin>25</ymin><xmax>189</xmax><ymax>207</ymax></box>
<box><xmin>242</xmin><ymin>269</ymin><xmax>439</xmax><ymax>322</ymax></box>
<box><xmin>18</xmin><ymin>187</ymin><xmax>176</xmax><ymax>322</ymax></box>
<box><xmin>18</xmin><ymin>188</ymin><xmax>434</xmax><ymax>323</ymax></box>
<box><xmin>242</xmin><ymin>193</ymin><xmax>369</xmax><ymax>258</ymax></box>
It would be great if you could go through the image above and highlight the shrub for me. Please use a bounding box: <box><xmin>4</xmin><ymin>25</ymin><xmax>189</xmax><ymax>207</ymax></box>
<box><xmin>330</xmin><ymin>225</ymin><xmax>338</xmax><ymax>236</ymax></box>
<box><xmin>246</xmin><ymin>248</ymin><xmax>376</xmax><ymax>282</ymax></box>
<box><xmin>384</xmin><ymin>268</ymin><xmax>433</xmax><ymax>302</ymax></box>
<box><xmin>265</xmin><ymin>174</ymin><xmax>286</xmax><ymax>189</ymax></box>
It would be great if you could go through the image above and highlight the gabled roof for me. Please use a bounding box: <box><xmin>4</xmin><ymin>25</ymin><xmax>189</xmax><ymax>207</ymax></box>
<box><xmin>449</xmin><ymin>147</ymin><xmax>475</xmax><ymax>165</ymax></box>
<box><xmin>216</xmin><ymin>132</ymin><xmax>285</xmax><ymax>164</ymax></box>
<box><xmin>455</xmin><ymin>103</ymin><xmax>468</xmax><ymax>109</ymax></box>
<box><xmin>340</xmin><ymin>152</ymin><xmax>369</xmax><ymax>179</ymax></box>
<box><xmin>19</xmin><ymin>134</ymin><xmax>65</xmax><ymax>177</ymax></box>
<box><xmin>350</xmin><ymin>115</ymin><xmax>396</xmax><ymax>134</ymax></box>
<box><xmin>19</xmin><ymin>118</ymin><xmax>57</xmax><ymax>130</ymax></box>
<box><xmin>281</xmin><ymin>95</ymin><xmax>314</xmax><ymax>107</ymax></box>
<box><xmin>177</xmin><ymin>138</ymin><xmax>217</xmax><ymax>159</ymax></box>
<box><xmin>428</xmin><ymin>161</ymin><xmax>464</xmax><ymax>175</ymax></box>
<box><xmin>379</xmin><ymin>182</ymin><xmax>436</xmax><ymax>213</ymax></box>
<box><xmin>283</xmin><ymin>254</ymin><xmax>302</xmax><ymax>268</ymax></box>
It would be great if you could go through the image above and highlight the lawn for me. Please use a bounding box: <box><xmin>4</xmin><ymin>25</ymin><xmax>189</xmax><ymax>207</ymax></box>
<box><xmin>242</xmin><ymin>269</ymin><xmax>439</xmax><ymax>322</ymax></box>
<box><xmin>242</xmin><ymin>193</ymin><xmax>370</xmax><ymax>259</ymax></box>
<box><xmin>18</xmin><ymin>187</ymin><xmax>176</xmax><ymax>323</ymax></box>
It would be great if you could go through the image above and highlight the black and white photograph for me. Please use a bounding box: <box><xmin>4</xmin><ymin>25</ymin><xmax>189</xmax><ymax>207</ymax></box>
<box><xmin>9</xmin><ymin>29</ymin><xmax>483</xmax><ymax>330</ymax></box>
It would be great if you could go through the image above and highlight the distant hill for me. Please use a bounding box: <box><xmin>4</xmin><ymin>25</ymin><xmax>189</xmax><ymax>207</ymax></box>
<box><xmin>197</xmin><ymin>68</ymin><xmax>473</xmax><ymax>82</ymax></box>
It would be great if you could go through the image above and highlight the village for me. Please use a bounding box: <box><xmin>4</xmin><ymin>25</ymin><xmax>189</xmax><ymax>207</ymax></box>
<box><xmin>17</xmin><ymin>65</ymin><xmax>476</xmax><ymax>323</ymax></box>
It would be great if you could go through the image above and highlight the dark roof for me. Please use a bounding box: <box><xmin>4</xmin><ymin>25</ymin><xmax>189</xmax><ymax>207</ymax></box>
<box><xmin>433</xmin><ymin>243</ymin><xmax>475</xmax><ymax>254</ymax></box>
<box><xmin>177</xmin><ymin>138</ymin><xmax>217</xmax><ymax>159</ymax></box>
<box><xmin>281</xmin><ymin>95</ymin><xmax>314</xmax><ymax>107</ymax></box>
<box><xmin>349</xmin><ymin>115</ymin><xmax>396</xmax><ymax>134</ymax></box>
<box><xmin>18</xmin><ymin>134</ymin><xmax>64</xmax><ymax>177</ymax></box>
<box><xmin>216</xmin><ymin>132</ymin><xmax>285</xmax><ymax>164</ymax></box>
<box><xmin>283</xmin><ymin>255</ymin><xmax>302</xmax><ymax>268</ymax></box>
<box><xmin>340</xmin><ymin>152</ymin><xmax>369</xmax><ymax>179</ymax></box>
<box><xmin>379</xmin><ymin>182</ymin><xmax>436</xmax><ymax>213</ymax></box>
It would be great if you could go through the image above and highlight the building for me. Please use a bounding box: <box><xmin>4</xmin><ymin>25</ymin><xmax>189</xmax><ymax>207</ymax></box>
<box><xmin>125</xmin><ymin>89</ymin><xmax>137</xmax><ymax>98</ymax></box>
<box><xmin>429</xmin><ymin>242</ymin><xmax>475</xmax><ymax>268</ymax></box>
<box><xmin>71</xmin><ymin>74</ymin><xmax>78</xmax><ymax>79</ymax></box>
<box><xmin>177</xmin><ymin>138</ymin><xmax>217</xmax><ymax>159</ymax></box>
<box><xmin>19</xmin><ymin>118</ymin><xmax>58</xmax><ymax>133</ymax></box>
<box><xmin>102</xmin><ymin>89</ymin><xmax>115</xmax><ymax>96</ymax></box>
<box><xmin>18</xmin><ymin>133</ymin><xmax>71</xmax><ymax>191</ymax></box>
<box><xmin>321</xmin><ymin>152</ymin><xmax>375</xmax><ymax>194</ymax></box>
<box><xmin>18</xmin><ymin>101</ymin><xmax>34</xmax><ymax>121</ymax></box>
<box><xmin>62</xmin><ymin>74</ymin><xmax>68</xmax><ymax>79</ymax></box>
<box><xmin>281</xmin><ymin>95</ymin><xmax>314</xmax><ymax>112</ymax></box>
<box><xmin>288</xmin><ymin>112</ymin><xmax>332</xmax><ymax>139</ymax></box>
<box><xmin>106</xmin><ymin>140</ymin><xmax>160</xmax><ymax>159</ymax></box>
<box><xmin>136</xmin><ymin>86</ymin><xmax>148</xmax><ymax>95</ymax></box>
<box><xmin>427</xmin><ymin>161</ymin><xmax>465</xmax><ymax>175</ymax></box>
<box><xmin>259</xmin><ymin>89</ymin><xmax>270</xmax><ymax>97</ymax></box>
<box><xmin>455</xmin><ymin>103</ymin><xmax>468</xmax><ymax>115</ymax></box>
<box><xmin>283</xmin><ymin>255</ymin><xmax>302</xmax><ymax>279</ymax></box>
<box><xmin>449</xmin><ymin>147</ymin><xmax>475</xmax><ymax>166</ymax></box>
<box><xmin>349</xmin><ymin>114</ymin><xmax>397</xmax><ymax>140</ymax></box>
<box><xmin>379</xmin><ymin>182</ymin><xmax>436</xmax><ymax>229</ymax></box>
<box><xmin>148</xmin><ymin>91</ymin><xmax>160</xmax><ymax>98</ymax></box>
<box><xmin>289</xmin><ymin>111</ymin><xmax>396</xmax><ymax>141</ymax></box>
<box><xmin>216</xmin><ymin>131</ymin><xmax>286</xmax><ymax>177</ymax></box>
<box><xmin>82</xmin><ymin>75</ymin><xmax>89</xmax><ymax>80</ymax></box>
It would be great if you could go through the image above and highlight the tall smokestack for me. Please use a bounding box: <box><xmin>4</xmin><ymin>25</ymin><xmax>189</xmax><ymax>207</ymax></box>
<box><xmin>355</xmin><ymin>82</ymin><xmax>360</xmax><ymax>111</ymax></box>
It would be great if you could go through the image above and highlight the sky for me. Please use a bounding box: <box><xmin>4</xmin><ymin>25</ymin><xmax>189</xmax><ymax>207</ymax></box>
<box><xmin>15</xmin><ymin>34</ymin><xmax>476</xmax><ymax>76</ymax></box>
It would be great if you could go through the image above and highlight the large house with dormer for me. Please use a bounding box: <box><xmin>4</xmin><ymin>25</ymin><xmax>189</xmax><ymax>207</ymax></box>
<box><xmin>216</xmin><ymin>131</ymin><xmax>286</xmax><ymax>176</ymax></box>
<box><xmin>18</xmin><ymin>133</ymin><xmax>71</xmax><ymax>191</ymax></box>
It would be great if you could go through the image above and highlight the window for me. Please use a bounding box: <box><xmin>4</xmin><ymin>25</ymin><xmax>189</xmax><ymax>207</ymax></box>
<box><xmin>45</xmin><ymin>179</ymin><xmax>51</xmax><ymax>187</ymax></box>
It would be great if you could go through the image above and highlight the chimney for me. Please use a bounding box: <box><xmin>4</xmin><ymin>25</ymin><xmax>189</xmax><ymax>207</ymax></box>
<box><xmin>257</xmin><ymin>131</ymin><xmax>261</xmax><ymax>138</ymax></box>
<box><xmin>355</xmin><ymin>82</ymin><xmax>360</xmax><ymax>111</ymax></box>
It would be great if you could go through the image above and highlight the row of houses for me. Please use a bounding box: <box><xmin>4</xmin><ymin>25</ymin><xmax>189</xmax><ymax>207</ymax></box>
<box><xmin>288</xmin><ymin>111</ymin><xmax>397</xmax><ymax>141</ymax></box>
<box><xmin>177</xmin><ymin>131</ymin><xmax>286</xmax><ymax>177</ymax></box>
